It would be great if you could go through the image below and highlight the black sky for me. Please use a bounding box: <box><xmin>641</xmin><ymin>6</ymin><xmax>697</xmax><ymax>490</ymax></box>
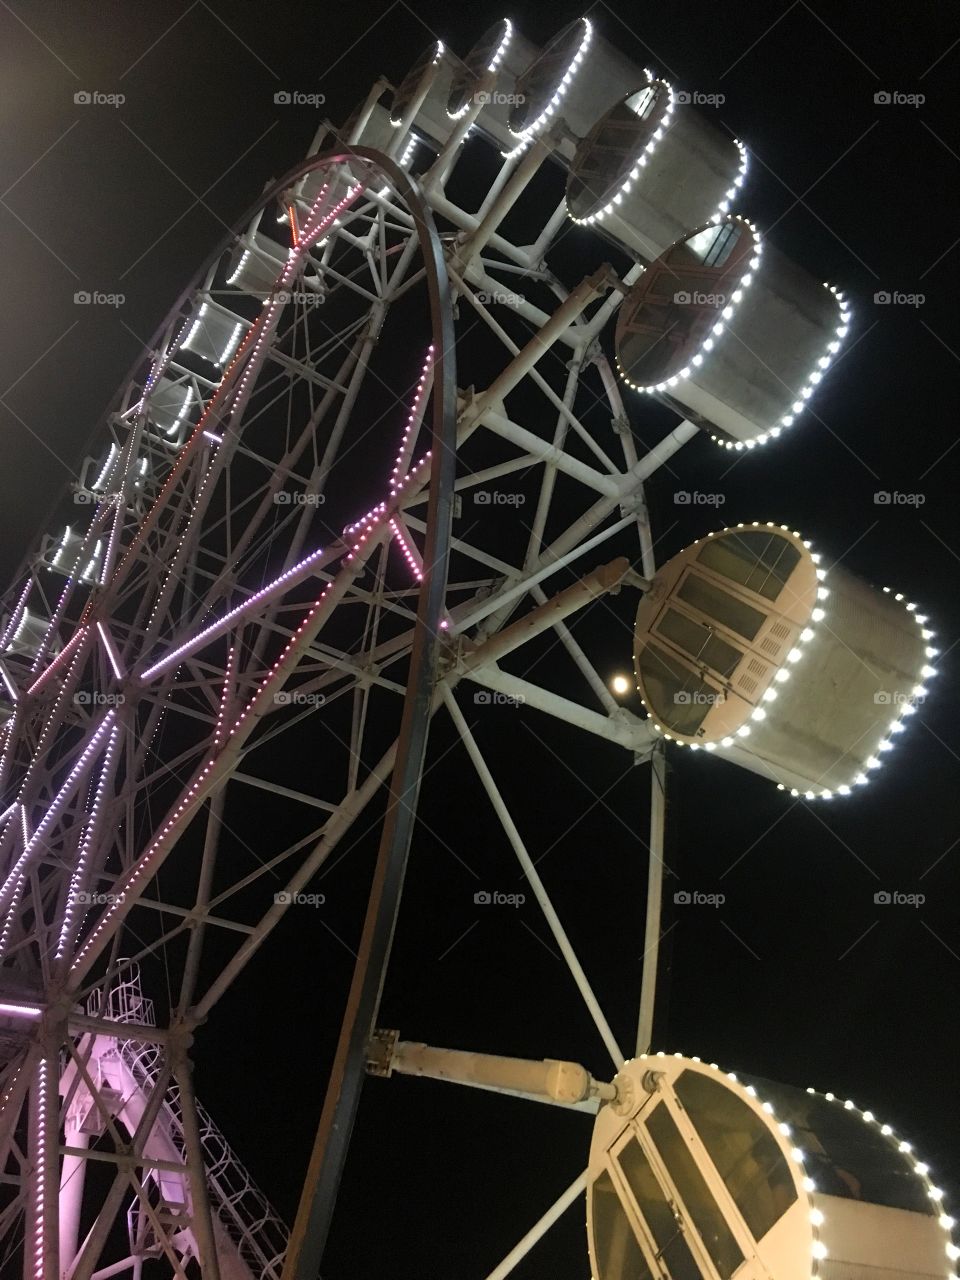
<box><xmin>0</xmin><ymin>2</ymin><xmax>958</xmax><ymax>1277</ymax></box>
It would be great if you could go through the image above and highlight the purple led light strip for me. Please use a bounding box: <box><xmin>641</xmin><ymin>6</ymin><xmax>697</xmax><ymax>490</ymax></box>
<box><xmin>56</xmin><ymin>721</ymin><xmax>122</xmax><ymax>962</ymax></box>
<box><xmin>0</xmin><ymin>710</ymin><xmax>117</xmax><ymax>918</ymax></box>
<box><xmin>26</xmin><ymin>625</ymin><xmax>88</xmax><ymax>697</ymax></box>
<box><xmin>139</xmin><ymin>545</ymin><xmax>330</xmax><ymax>682</ymax></box>
<box><xmin>96</xmin><ymin>621</ymin><xmax>124</xmax><ymax>681</ymax></box>
<box><xmin>0</xmin><ymin>578</ymin><xmax>32</xmax><ymax>651</ymax></box>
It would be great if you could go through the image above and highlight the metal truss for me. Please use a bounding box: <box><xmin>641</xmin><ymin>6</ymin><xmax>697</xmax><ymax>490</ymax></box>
<box><xmin>0</xmin><ymin>85</ymin><xmax>696</xmax><ymax>1279</ymax></box>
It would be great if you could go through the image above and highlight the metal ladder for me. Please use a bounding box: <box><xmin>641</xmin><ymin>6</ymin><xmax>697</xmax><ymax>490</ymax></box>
<box><xmin>87</xmin><ymin>969</ymin><xmax>289</xmax><ymax>1280</ymax></box>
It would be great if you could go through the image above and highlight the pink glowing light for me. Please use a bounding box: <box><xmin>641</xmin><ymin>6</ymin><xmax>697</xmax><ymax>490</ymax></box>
<box><xmin>0</xmin><ymin>578</ymin><xmax>32</xmax><ymax>651</ymax></box>
<box><xmin>71</xmin><ymin>751</ymin><xmax>219</xmax><ymax>976</ymax></box>
<box><xmin>343</xmin><ymin>346</ymin><xmax>436</xmax><ymax>586</ymax></box>
<box><xmin>122</xmin><ymin>179</ymin><xmax>362</xmax><ymax>637</ymax></box>
<box><xmin>96</xmin><ymin>621</ymin><xmax>124</xmax><ymax>681</ymax></box>
<box><xmin>140</xmin><ymin>545</ymin><xmax>330</xmax><ymax>682</ymax></box>
<box><xmin>213</xmin><ymin>645</ymin><xmax>236</xmax><ymax>749</ymax></box>
<box><xmin>57</xmin><ymin>721</ymin><xmax>122</xmax><ymax>961</ymax></box>
<box><xmin>389</xmin><ymin>518</ymin><xmax>424</xmax><ymax>581</ymax></box>
<box><xmin>0</xmin><ymin>666</ymin><xmax>18</xmax><ymax>703</ymax></box>
<box><xmin>26</xmin><ymin>625</ymin><xmax>88</xmax><ymax>697</ymax></box>
<box><xmin>31</xmin><ymin>1056</ymin><xmax>53</xmax><ymax>1279</ymax></box>
<box><xmin>0</xmin><ymin>711</ymin><xmax>117</xmax><ymax>913</ymax></box>
<box><xmin>0</xmin><ymin>1001</ymin><xmax>41</xmax><ymax>1019</ymax></box>
<box><xmin>391</xmin><ymin>346</ymin><xmax>435</xmax><ymax>496</ymax></box>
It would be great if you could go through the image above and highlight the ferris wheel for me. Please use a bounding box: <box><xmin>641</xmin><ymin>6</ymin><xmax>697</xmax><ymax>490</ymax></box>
<box><xmin>0</xmin><ymin>14</ymin><xmax>950</xmax><ymax>1280</ymax></box>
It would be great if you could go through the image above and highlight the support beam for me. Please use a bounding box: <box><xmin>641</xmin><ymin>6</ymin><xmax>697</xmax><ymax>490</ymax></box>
<box><xmin>369</xmin><ymin>1035</ymin><xmax>615</xmax><ymax>1107</ymax></box>
<box><xmin>279</xmin><ymin>144</ymin><xmax>459</xmax><ymax>1280</ymax></box>
<box><xmin>637</xmin><ymin>741</ymin><xmax>668</xmax><ymax>1055</ymax></box>
<box><xmin>463</xmin><ymin>665</ymin><xmax>654</xmax><ymax>755</ymax></box>
<box><xmin>484</xmin><ymin>1171</ymin><xmax>589</xmax><ymax>1280</ymax></box>
<box><xmin>442</xmin><ymin>686</ymin><xmax>626</xmax><ymax>1070</ymax></box>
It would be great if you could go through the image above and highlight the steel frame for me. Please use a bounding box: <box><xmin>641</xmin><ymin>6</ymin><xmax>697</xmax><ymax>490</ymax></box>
<box><xmin>0</xmin><ymin>88</ymin><xmax>700</xmax><ymax>1279</ymax></box>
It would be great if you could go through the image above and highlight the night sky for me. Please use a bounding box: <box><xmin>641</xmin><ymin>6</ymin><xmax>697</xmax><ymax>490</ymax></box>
<box><xmin>1</xmin><ymin>2</ymin><xmax>958</xmax><ymax>1277</ymax></box>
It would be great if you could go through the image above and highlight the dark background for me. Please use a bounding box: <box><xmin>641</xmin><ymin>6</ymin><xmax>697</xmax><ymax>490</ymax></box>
<box><xmin>0</xmin><ymin>2</ymin><xmax>958</xmax><ymax>1277</ymax></box>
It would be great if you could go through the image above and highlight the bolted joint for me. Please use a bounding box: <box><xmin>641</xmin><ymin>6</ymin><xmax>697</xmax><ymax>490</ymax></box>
<box><xmin>543</xmin><ymin>1059</ymin><xmax>592</xmax><ymax>1105</ymax></box>
<box><xmin>166</xmin><ymin>1021</ymin><xmax>196</xmax><ymax>1069</ymax></box>
<box><xmin>642</xmin><ymin>1069</ymin><xmax>666</xmax><ymax>1095</ymax></box>
<box><xmin>366</xmin><ymin>1027</ymin><xmax>399</xmax><ymax>1077</ymax></box>
<box><xmin>608</xmin><ymin>1070</ymin><xmax>638</xmax><ymax>1116</ymax></box>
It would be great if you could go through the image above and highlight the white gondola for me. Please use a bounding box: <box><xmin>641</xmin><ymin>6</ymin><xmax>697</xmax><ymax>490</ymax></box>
<box><xmin>632</xmin><ymin>524</ymin><xmax>934</xmax><ymax>797</ymax></box>
<box><xmin>567</xmin><ymin>78</ymin><xmax>747</xmax><ymax>261</ymax></box>
<box><xmin>616</xmin><ymin>216</ymin><xmax>850</xmax><ymax>448</ymax></box>
<box><xmin>589</xmin><ymin>1054</ymin><xmax>956</xmax><ymax>1280</ymax></box>
<box><xmin>508</xmin><ymin>18</ymin><xmax>650</xmax><ymax>157</ymax></box>
<box><xmin>445</xmin><ymin>19</ymin><xmax>539</xmax><ymax>152</ymax></box>
<box><xmin>389</xmin><ymin>40</ymin><xmax>460</xmax><ymax>152</ymax></box>
<box><xmin>179</xmin><ymin>298</ymin><xmax>248</xmax><ymax>370</ymax></box>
